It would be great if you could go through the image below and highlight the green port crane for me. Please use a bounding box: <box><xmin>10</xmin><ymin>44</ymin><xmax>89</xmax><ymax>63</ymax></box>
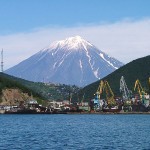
<box><xmin>120</xmin><ymin>76</ymin><xmax>132</xmax><ymax>101</ymax></box>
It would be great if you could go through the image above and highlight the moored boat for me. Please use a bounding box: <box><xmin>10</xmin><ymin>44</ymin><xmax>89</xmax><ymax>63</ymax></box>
<box><xmin>102</xmin><ymin>106</ymin><xmax>121</xmax><ymax>112</ymax></box>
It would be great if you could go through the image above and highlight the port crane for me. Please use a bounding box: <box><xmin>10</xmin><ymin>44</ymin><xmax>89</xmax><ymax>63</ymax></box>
<box><xmin>134</xmin><ymin>79</ymin><xmax>147</xmax><ymax>103</ymax></box>
<box><xmin>93</xmin><ymin>80</ymin><xmax>104</xmax><ymax>110</ymax></box>
<box><xmin>120</xmin><ymin>76</ymin><xmax>132</xmax><ymax>101</ymax></box>
<box><xmin>95</xmin><ymin>80</ymin><xmax>104</xmax><ymax>100</ymax></box>
<box><xmin>134</xmin><ymin>79</ymin><xmax>146</xmax><ymax>96</ymax></box>
<box><xmin>134</xmin><ymin>79</ymin><xmax>150</xmax><ymax>107</ymax></box>
<box><xmin>93</xmin><ymin>80</ymin><xmax>116</xmax><ymax>108</ymax></box>
<box><xmin>103</xmin><ymin>80</ymin><xmax>116</xmax><ymax>107</ymax></box>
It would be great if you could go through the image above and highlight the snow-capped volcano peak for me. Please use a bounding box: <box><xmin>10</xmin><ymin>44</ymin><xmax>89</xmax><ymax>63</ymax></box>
<box><xmin>6</xmin><ymin>36</ymin><xmax>124</xmax><ymax>86</ymax></box>
<box><xmin>48</xmin><ymin>35</ymin><xmax>93</xmax><ymax>51</ymax></box>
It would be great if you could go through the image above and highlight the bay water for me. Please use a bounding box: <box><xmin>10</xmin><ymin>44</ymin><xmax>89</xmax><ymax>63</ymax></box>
<box><xmin>0</xmin><ymin>114</ymin><xmax>150</xmax><ymax>150</ymax></box>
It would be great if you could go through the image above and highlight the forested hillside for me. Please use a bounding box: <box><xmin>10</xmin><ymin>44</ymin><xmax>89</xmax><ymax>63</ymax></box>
<box><xmin>0</xmin><ymin>73</ymin><xmax>80</xmax><ymax>101</ymax></box>
<box><xmin>76</xmin><ymin>55</ymin><xmax>150</xmax><ymax>101</ymax></box>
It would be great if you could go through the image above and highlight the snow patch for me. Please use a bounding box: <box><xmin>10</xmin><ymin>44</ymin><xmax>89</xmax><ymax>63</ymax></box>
<box><xmin>94</xmin><ymin>68</ymin><xmax>99</xmax><ymax>79</ymax></box>
<box><xmin>58</xmin><ymin>59</ymin><xmax>64</xmax><ymax>67</ymax></box>
<box><xmin>100</xmin><ymin>53</ymin><xmax>118</xmax><ymax>69</ymax></box>
<box><xmin>82</xmin><ymin>43</ymin><xmax>87</xmax><ymax>51</ymax></box>
<box><xmin>37</xmin><ymin>52</ymin><xmax>47</xmax><ymax>61</ymax></box>
<box><xmin>53</xmin><ymin>62</ymin><xmax>57</xmax><ymax>69</ymax></box>
<box><xmin>84</xmin><ymin>46</ymin><xmax>94</xmax><ymax>71</ymax></box>
<box><xmin>79</xmin><ymin>60</ymin><xmax>83</xmax><ymax>70</ymax></box>
<box><xmin>79</xmin><ymin>60</ymin><xmax>83</xmax><ymax>83</ymax></box>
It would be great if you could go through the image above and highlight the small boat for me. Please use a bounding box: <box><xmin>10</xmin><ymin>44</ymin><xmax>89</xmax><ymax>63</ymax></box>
<box><xmin>102</xmin><ymin>106</ymin><xmax>120</xmax><ymax>112</ymax></box>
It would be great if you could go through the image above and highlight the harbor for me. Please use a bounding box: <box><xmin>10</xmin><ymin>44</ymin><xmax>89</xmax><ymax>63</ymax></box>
<box><xmin>1</xmin><ymin>76</ymin><xmax>150</xmax><ymax>114</ymax></box>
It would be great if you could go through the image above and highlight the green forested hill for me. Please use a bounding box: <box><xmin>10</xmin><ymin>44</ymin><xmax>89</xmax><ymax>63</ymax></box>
<box><xmin>76</xmin><ymin>55</ymin><xmax>150</xmax><ymax>101</ymax></box>
<box><xmin>0</xmin><ymin>72</ymin><xmax>42</xmax><ymax>98</ymax></box>
<box><xmin>0</xmin><ymin>73</ymin><xmax>80</xmax><ymax>101</ymax></box>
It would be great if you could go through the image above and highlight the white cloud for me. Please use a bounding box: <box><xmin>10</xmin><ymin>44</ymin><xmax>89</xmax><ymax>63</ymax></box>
<box><xmin>0</xmin><ymin>18</ymin><xmax>150</xmax><ymax>70</ymax></box>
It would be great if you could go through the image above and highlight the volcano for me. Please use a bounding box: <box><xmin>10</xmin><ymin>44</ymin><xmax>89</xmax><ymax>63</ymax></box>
<box><xmin>5</xmin><ymin>36</ymin><xmax>123</xmax><ymax>86</ymax></box>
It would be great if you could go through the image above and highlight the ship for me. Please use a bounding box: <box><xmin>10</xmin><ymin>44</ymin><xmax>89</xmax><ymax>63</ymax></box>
<box><xmin>102</xmin><ymin>106</ymin><xmax>121</xmax><ymax>113</ymax></box>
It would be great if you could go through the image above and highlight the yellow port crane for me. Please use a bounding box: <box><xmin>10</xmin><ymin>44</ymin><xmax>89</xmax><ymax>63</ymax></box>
<box><xmin>93</xmin><ymin>80</ymin><xmax>104</xmax><ymax>108</ymax></box>
<box><xmin>93</xmin><ymin>80</ymin><xmax>116</xmax><ymax>110</ymax></box>
<box><xmin>95</xmin><ymin>80</ymin><xmax>104</xmax><ymax>100</ymax></box>
<box><xmin>134</xmin><ymin>79</ymin><xmax>146</xmax><ymax>97</ymax></box>
<box><xmin>103</xmin><ymin>80</ymin><xmax>116</xmax><ymax>106</ymax></box>
<box><xmin>134</xmin><ymin>79</ymin><xmax>147</xmax><ymax>104</ymax></box>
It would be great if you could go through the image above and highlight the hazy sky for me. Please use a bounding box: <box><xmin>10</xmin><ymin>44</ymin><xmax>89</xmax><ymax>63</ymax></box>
<box><xmin>0</xmin><ymin>0</ymin><xmax>150</xmax><ymax>69</ymax></box>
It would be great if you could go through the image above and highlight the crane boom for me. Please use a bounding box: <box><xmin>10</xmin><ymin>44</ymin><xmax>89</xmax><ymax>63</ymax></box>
<box><xmin>103</xmin><ymin>80</ymin><xmax>116</xmax><ymax>106</ymax></box>
<box><xmin>94</xmin><ymin>80</ymin><xmax>104</xmax><ymax>102</ymax></box>
<box><xmin>120</xmin><ymin>76</ymin><xmax>131</xmax><ymax>100</ymax></box>
<box><xmin>134</xmin><ymin>79</ymin><xmax>146</xmax><ymax>96</ymax></box>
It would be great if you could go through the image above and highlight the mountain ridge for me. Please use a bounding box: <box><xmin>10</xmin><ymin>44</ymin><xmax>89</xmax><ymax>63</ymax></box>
<box><xmin>5</xmin><ymin>36</ymin><xmax>123</xmax><ymax>86</ymax></box>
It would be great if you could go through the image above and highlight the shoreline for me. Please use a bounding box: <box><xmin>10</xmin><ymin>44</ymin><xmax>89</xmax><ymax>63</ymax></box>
<box><xmin>1</xmin><ymin>110</ymin><xmax>150</xmax><ymax>115</ymax></box>
<box><xmin>66</xmin><ymin>111</ymin><xmax>150</xmax><ymax>115</ymax></box>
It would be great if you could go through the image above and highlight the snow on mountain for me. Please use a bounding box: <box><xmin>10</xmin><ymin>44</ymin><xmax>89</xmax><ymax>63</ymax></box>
<box><xmin>5</xmin><ymin>36</ymin><xmax>124</xmax><ymax>86</ymax></box>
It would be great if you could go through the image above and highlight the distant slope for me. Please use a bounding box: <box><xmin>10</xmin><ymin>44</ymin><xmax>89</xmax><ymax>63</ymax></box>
<box><xmin>5</xmin><ymin>36</ymin><xmax>123</xmax><ymax>86</ymax></box>
<box><xmin>76</xmin><ymin>55</ymin><xmax>150</xmax><ymax>101</ymax></box>
<box><xmin>0</xmin><ymin>72</ymin><xmax>45</xmax><ymax>100</ymax></box>
<box><xmin>0</xmin><ymin>73</ymin><xmax>80</xmax><ymax>101</ymax></box>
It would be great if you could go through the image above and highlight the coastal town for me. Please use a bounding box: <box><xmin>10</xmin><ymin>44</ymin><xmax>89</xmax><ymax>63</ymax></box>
<box><xmin>0</xmin><ymin>76</ymin><xmax>150</xmax><ymax>114</ymax></box>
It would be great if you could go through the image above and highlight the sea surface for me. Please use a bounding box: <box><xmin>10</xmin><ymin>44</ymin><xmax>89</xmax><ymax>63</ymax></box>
<box><xmin>0</xmin><ymin>114</ymin><xmax>150</xmax><ymax>150</ymax></box>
